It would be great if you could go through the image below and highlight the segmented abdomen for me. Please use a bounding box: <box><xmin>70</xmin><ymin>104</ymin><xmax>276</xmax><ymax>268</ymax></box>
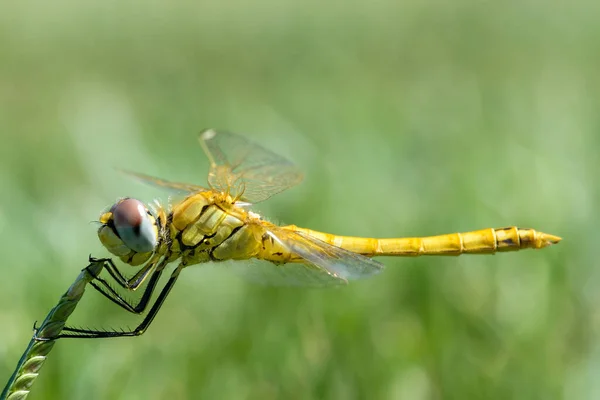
<box><xmin>283</xmin><ymin>226</ymin><xmax>561</xmax><ymax>257</ymax></box>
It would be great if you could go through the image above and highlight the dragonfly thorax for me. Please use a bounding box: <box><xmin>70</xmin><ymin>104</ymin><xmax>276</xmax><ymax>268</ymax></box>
<box><xmin>97</xmin><ymin>198</ymin><xmax>159</xmax><ymax>266</ymax></box>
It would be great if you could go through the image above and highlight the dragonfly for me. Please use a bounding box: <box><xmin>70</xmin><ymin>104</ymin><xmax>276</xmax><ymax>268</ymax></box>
<box><xmin>57</xmin><ymin>129</ymin><xmax>561</xmax><ymax>339</ymax></box>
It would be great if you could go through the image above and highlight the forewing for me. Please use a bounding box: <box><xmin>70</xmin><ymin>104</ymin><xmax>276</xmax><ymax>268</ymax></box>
<box><xmin>119</xmin><ymin>170</ymin><xmax>209</xmax><ymax>195</ymax></box>
<box><xmin>199</xmin><ymin>129</ymin><xmax>303</xmax><ymax>203</ymax></box>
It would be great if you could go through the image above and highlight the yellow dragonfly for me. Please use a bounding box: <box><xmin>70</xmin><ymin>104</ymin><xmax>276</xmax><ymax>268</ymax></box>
<box><xmin>58</xmin><ymin>129</ymin><xmax>561</xmax><ymax>339</ymax></box>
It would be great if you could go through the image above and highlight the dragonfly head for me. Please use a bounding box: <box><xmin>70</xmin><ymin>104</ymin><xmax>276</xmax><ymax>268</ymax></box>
<box><xmin>97</xmin><ymin>198</ymin><xmax>159</xmax><ymax>266</ymax></box>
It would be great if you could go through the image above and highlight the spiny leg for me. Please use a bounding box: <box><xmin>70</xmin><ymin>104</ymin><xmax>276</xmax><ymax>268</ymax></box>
<box><xmin>89</xmin><ymin>269</ymin><xmax>164</xmax><ymax>314</ymax></box>
<box><xmin>89</xmin><ymin>255</ymin><xmax>170</xmax><ymax>314</ymax></box>
<box><xmin>101</xmin><ymin>257</ymin><xmax>158</xmax><ymax>291</ymax></box>
<box><xmin>61</xmin><ymin>256</ymin><xmax>167</xmax><ymax>336</ymax></box>
<box><xmin>33</xmin><ymin>256</ymin><xmax>117</xmax><ymax>340</ymax></box>
<box><xmin>59</xmin><ymin>263</ymin><xmax>184</xmax><ymax>339</ymax></box>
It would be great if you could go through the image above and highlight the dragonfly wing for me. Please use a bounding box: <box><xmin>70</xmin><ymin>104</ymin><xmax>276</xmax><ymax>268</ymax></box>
<box><xmin>226</xmin><ymin>259</ymin><xmax>346</xmax><ymax>287</ymax></box>
<box><xmin>199</xmin><ymin>129</ymin><xmax>304</xmax><ymax>204</ymax></box>
<box><xmin>119</xmin><ymin>169</ymin><xmax>210</xmax><ymax>195</ymax></box>
<box><xmin>274</xmin><ymin>229</ymin><xmax>385</xmax><ymax>282</ymax></box>
<box><xmin>226</xmin><ymin>228</ymin><xmax>384</xmax><ymax>287</ymax></box>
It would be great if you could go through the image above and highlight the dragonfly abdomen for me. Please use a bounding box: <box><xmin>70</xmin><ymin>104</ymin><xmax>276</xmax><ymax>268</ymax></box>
<box><xmin>377</xmin><ymin>227</ymin><xmax>561</xmax><ymax>256</ymax></box>
<box><xmin>284</xmin><ymin>226</ymin><xmax>561</xmax><ymax>257</ymax></box>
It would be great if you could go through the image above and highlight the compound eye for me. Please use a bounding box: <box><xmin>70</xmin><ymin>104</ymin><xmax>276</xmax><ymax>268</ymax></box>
<box><xmin>112</xmin><ymin>198</ymin><xmax>158</xmax><ymax>253</ymax></box>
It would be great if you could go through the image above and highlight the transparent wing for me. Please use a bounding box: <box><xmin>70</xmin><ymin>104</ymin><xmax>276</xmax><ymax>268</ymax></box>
<box><xmin>227</xmin><ymin>228</ymin><xmax>384</xmax><ymax>287</ymax></box>
<box><xmin>226</xmin><ymin>259</ymin><xmax>345</xmax><ymax>287</ymax></box>
<box><xmin>119</xmin><ymin>169</ymin><xmax>209</xmax><ymax>195</ymax></box>
<box><xmin>199</xmin><ymin>129</ymin><xmax>304</xmax><ymax>204</ymax></box>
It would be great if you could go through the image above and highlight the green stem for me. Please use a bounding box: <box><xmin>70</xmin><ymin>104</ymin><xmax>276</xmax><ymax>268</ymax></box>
<box><xmin>1</xmin><ymin>259</ymin><xmax>105</xmax><ymax>400</ymax></box>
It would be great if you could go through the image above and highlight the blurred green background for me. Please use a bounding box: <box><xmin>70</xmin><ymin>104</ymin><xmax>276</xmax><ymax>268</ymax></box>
<box><xmin>0</xmin><ymin>1</ymin><xmax>596</xmax><ymax>399</ymax></box>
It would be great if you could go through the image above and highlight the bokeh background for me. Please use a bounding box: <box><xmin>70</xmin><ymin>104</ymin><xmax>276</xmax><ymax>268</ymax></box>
<box><xmin>0</xmin><ymin>1</ymin><xmax>597</xmax><ymax>399</ymax></box>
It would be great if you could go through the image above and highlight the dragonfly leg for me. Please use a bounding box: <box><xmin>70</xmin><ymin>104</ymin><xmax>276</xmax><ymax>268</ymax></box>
<box><xmin>89</xmin><ymin>269</ymin><xmax>163</xmax><ymax>314</ymax></box>
<box><xmin>59</xmin><ymin>263</ymin><xmax>183</xmax><ymax>339</ymax></box>
<box><xmin>102</xmin><ymin>257</ymin><xmax>157</xmax><ymax>290</ymax></box>
<box><xmin>88</xmin><ymin>255</ymin><xmax>169</xmax><ymax>314</ymax></box>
